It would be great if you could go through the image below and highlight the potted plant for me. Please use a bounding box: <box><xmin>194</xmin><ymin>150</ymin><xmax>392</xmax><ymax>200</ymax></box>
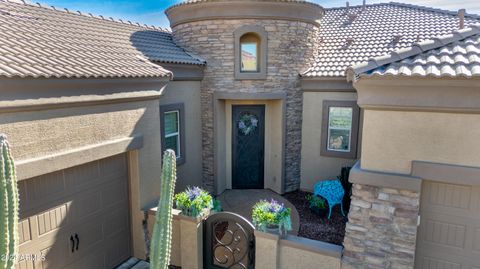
<box><xmin>338</xmin><ymin>166</ymin><xmax>352</xmax><ymax>212</ymax></box>
<box><xmin>174</xmin><ymin>186</ymin><xmax>214</xmax><ymax>218</ymax></box>
<box><xmin>252</xmin><ymin>199</ymin><xmax>292</xmax><ymax>236</ymax></box>
<box><xmin>306</xmin><ymin>194</ymin><xmax>328</xmax><ymax>217</ymax></box>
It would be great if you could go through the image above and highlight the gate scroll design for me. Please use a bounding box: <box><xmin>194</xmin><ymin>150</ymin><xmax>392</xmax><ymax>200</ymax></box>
<box><xmin>204</xmin><ymin>212</ymin><xmax>255</xmax><ymax>269</ymax></box>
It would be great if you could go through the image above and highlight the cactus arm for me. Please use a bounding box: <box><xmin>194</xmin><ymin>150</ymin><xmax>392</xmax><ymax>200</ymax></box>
<box><xmin>0</xmin><ymin>135</ymin><xmax>19</xmax><ymax>269</ymax></box>
<box><xmin>0</xmin><ymin>142</ymin><xmax>9</xmax><ymax>269</ymax></box>
<box><xmin>150</xmin><ymin>149</ymin><xmax>177</xmax><ymax>269</ymax></box>
<box><xmin>4</xmin><ymin>141</ymin><xmax>19</xmax><ymax>269</ymax></box>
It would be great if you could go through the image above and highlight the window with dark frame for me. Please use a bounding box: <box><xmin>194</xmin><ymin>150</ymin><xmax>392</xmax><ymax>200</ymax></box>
<box><xmin>321</xmin><ymin>100</ymin><xmax>360</xmax><ymax>159</ymax></box>
<box><xmin>160</xmin><ymin>103</ymin><xmax>185</xmax><ymax>165</ymax></box>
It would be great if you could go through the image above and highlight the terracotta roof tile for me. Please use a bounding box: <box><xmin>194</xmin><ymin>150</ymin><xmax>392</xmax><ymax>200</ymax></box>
<box><xmin>303</xmin><ymin>2</ymin><xmax>480</xmax><ymax>77</ymax></box>
<box><xmin>0</xmin><ymin>0</ymin><xmax>204</xmax><ymax>79</ymax></box>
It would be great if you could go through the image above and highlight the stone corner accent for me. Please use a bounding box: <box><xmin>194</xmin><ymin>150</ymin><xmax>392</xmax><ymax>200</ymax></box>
<box><xmin>341</xmin><ymin>183</ymin><xmax>420</xmax><ymax>269</ymax></box>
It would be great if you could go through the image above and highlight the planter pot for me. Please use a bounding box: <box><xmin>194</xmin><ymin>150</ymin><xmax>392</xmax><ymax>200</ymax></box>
<box><xmin>265</xmin><ymin>224</ymin><xmax>287</xmax><ymax>238</ymax></box>
<box><xmin>309</xmin><ymin>205</ymin><xmax>328</xmax><ymax>218</ymax></box>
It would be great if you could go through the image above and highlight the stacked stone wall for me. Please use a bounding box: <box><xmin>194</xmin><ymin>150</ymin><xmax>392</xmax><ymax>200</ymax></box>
<box><xmin>172</xmin><ymin>19</ymin><xmax>320</xmax><ymax>192</ymax></box>
<box><xmin>342</xmin><ymin>184</ymin><xmax>420</xmax><ymax>269</ymax></box>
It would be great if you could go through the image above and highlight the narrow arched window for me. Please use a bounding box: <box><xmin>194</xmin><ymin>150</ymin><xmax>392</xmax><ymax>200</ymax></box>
<box><xmin>234</xmin><ymin>25</ymin><xmax>267</xmax><ymax>79</ymax></box>
<box><xmin>240</xmin><ymin>33</ymin><xmax>260</xmax><ymax>72</ymax></box>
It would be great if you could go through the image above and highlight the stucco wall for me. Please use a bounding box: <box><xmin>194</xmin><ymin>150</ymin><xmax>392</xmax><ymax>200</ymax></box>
<box><xmin>300</xmin><ymin>91</ymin><xmax>357</xmax><ymax>191</ymax></box>
<box><xmin>160</xmin><ymin>81</ymin><xmax>203</xmax><ymax>192</ymax></box>
<box><xmin>361</xmin><ymin>110</ymin><xmax>480</xmax><ymax>174</ymax></box>
<box><xmin>0</xmin><ymin>77</ymin><xmax>168</xmax><ymax>259</ymax></box>
<box><xmin>172</xmin><ymin>18</ymin><xmax>321</xmax><ymax>193</ymax></box>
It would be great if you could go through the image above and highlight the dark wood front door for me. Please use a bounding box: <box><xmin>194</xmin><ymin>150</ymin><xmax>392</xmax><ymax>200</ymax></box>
<box><xmin>232</xmin><ymin>105</ymin><xmax>265</xmax><ymax>189</ymax></box>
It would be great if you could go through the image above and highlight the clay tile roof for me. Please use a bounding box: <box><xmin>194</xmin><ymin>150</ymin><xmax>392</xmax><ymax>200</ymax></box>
<box><xmin>349</xmin><ymin>24</ymin><xmax>480</xmax><ymax>79</ymax></box>
<box><xmin>0</xmin><ymin>0</ymin><xmax>204</xmax><ymax>79</ymax></box>
<box><xmin>303</xmin><ymin>2</ymin><xmax>480</xmax><ymax>78</ymax></box>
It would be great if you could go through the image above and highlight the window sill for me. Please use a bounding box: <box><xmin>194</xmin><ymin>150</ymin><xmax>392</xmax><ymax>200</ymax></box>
<box><xmin>234</xmin><ymin>72</ymin><xmax>267</xmax><ymax>80</ymax></box>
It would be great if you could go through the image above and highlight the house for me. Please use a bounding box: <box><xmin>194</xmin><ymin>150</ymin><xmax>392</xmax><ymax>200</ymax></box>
<box><xmin>0</xmin><ymin>0</ymin><xmax>479</xmax><ymax>268</ymax></box>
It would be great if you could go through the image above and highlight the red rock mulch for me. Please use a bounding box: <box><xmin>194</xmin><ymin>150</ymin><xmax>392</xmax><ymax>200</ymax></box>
<box><xmin>283</xmin><ymin>190</ymin><xmax>347</xmax><ymax>245</ymax></box>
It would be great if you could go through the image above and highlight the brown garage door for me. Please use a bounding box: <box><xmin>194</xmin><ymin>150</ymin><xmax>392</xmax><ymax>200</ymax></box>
<box><xmin>415</xmin><ymin>180</ymin><xmax>480</xmax><ymax>269</ymax></box>
<box><xmin>16</xmin><ymin>154</ymin><xmax>131</xmax><ymax>269</ymax></box>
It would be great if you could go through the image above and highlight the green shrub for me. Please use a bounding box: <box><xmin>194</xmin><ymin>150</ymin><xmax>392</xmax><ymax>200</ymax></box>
<box><xmin>252</xmin><ymin>199</ymin><xmax>291</xmax><ymax>234</ymax></box>
<box><xmin>174</xmin><ymin>186</ymin><xmax>214</xmax><ymax>217</ymax></box>
<box><xmin>306</xmin><ymin>194</ymin><xmax>327</xmax><ymax>209</ymax></box>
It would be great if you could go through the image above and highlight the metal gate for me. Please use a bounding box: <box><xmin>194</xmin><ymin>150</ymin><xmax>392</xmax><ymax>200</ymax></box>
<box><xmin>204</xmin><ymin>212</ymin><xmax>255</xmax><ymax>269</ymax></box>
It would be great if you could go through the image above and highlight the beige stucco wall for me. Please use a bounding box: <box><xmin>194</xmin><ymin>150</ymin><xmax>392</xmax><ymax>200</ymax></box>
<box><xmin>0</xmin><ymin>78</ymin><xmax>169</xmax><ymax>259</ymax></box>
<box><xmin>255</xmin><ymin>231</ymin><xmax>342</xmax><ymax>269</ymax></box>
<box><xmin>361</xmin><ymin>109</ymin><xmax>480</xmax><ymax>174</ymax></box>
<box><xmin>223</xmin><ymin>99</ymin><xmax>284</xmax><ymax>194</ymax></box>
<box><xmin>300</xmin><ymin>91</ymin><xmax>357</xmax><ymax>191</ymax></box>
<box><xmin>160</xmin><ymin>81</ymin><xmax>203</xmax><ymax>192</ymax></box>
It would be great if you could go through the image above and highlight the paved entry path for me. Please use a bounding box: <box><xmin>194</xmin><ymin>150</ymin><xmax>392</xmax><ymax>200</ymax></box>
<box><xmin>217</xmin><ymin>189</ymin><xmax>300</xmax><ymax>235</ymax></box>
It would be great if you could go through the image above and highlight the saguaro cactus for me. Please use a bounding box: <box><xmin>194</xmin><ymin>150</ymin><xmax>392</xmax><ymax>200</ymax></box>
<box><xmin>150</xmin><ymin>149</ymin><xmax>177</xmax><ymax>269</ymax></box>
<box><xmin>0</xmin><ymin>135</ymin><xmax>19</xmax><ymax>269</ymax></box>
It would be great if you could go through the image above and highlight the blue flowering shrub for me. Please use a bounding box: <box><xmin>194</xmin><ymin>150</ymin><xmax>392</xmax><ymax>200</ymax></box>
<box><xmin>174</xmin><ymin>186</ymin><xmax>214</xmax><ymax>217</ymax></box>
<box><xmin>252</xmin><ymin>199</ymin><xmax>292</xmax><ymax>234</ymax></box>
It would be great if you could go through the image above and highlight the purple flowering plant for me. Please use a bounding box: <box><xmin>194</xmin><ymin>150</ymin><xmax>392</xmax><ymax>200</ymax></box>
<box><xmin>174</xmin><ymin>186</ymin><xmax>214</xmax><ymax>217</ymax></box>
<box><xmin>252</xmin><ymin>199</ymin><xmax>292</xmax><ymax>234</ymax></box>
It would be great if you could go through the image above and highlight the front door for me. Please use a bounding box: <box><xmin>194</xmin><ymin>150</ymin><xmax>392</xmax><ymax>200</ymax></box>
<box><xmin>232</xmin><ymin>105</ymin><xmax>265</xmax><ymax>189</ymax></box>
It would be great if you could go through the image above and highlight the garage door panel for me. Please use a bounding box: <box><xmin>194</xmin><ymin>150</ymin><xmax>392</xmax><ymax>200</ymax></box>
<box><xmin>416</xmin><ymin>180</ymin><xmax>480</xmax><ymax>269</ymax></box>
<box><xmin>64</xmin><ymin>161</ymin><xmax>100</xmax><ymax>191</ymax></box>
<box><xmin>99</xmin><ymin>154</ymin><xmax>127</xmax><ymax>178</ymax></box>
<box><xmin>102</xmin><ymin>179</ymin><xmax>129</xmax><ymax>209</ymax></box>
<box><xmin>415</xmin><ymin>254</ymin><xmax>461</xmax><ymax>269</ymax></box>
<box><xmin>422</xmin><ymin>181</ymin><xmax>475</xmax><ymax>216</ymax></box>
<box><xmin>105</xmin><ymin>230</ymin><xmax>130</xmax><ymax>268</ymax></box>
<box><xmin>18</xmin><ymin>154</ymin><xmax>130</xmax><ymax>269</ymax></box>
<box><xmin>19</xmin><ymin>219</ymin><xmax>32</xmax><ymax>246</ymax></box>
<box><xmin>72</xmin><ymin>191</ymin><xmax>102</xmax><ymax>221</ymax></box>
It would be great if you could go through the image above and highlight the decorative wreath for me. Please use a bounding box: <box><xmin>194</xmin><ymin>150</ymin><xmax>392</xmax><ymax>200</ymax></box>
<box><xmin>238</xmin><ymin>113</ymin><xmax>258</xmax><ymax>135</ymax></box>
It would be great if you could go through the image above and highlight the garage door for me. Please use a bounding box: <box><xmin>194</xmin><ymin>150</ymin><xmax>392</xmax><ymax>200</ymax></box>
<box><xmin>415</xmin><ymin>180</ymin><xmax>480</xmax><ymax>269</ymax></box>
<box><xmin>16</xmin><ymin>154</ymin><xmax>131</xmax><ymax>269</ymax></box>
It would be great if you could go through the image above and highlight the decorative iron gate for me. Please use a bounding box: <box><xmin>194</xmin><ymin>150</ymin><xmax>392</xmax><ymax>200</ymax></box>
<box><xmin>204</xmin><ymin>212</ymin><xmax>255</xmax><ymax>269</ymax></box>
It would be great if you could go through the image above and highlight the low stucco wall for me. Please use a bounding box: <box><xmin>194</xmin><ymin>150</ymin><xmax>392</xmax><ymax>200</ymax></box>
<box><xmin>255</xmin><ymin>231</ymin><xmax>342</xmax><ymax>269</ymax></box>
<box><xmin>300</xmin><ymin>91</ymin><xmax>357</xmax><ymax>191</ymax></box>
<box><xmin>160</xmin><ymin>81</ymin><xmax>203</xmax><ymax>192</ymax></box>
<box><xmin>361</xmin><ymin>109</ymin><xmax>480</xmax><ymax>174</ymax></box>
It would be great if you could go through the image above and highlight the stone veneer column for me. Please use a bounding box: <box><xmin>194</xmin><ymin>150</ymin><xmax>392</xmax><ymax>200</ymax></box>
<box><xmin>167</xmin><ymin>0</ymin><xmax>323</xmax><ymax>193</ymax></box>
<box><xmin>342</xmin><ymin>184</ymin><xmax>420</xmax><ymax>269</ymax></box>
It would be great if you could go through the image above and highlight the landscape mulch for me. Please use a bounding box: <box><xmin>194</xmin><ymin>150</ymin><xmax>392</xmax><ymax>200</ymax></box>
<box><xmin>283</xmin><ymin>190</ymin><xmax>347</xmax><ymax>245</ymax></box>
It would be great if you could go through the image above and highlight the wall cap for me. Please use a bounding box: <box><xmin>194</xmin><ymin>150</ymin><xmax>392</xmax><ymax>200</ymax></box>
<box><xmin>166</xmin><ymin>0</ymin><xmax>324</xmax><ymax>27</ymax></box>
<box><xmin>350</xmin><ymin>161</ymin><xmax>422</xmax><ymax>191</ymax></box>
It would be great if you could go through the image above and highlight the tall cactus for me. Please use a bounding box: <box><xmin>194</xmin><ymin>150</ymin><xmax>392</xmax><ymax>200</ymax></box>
<box><xmin>0</xmin><ymin>135</ymin><xmax>19</xmax><ymax>269</ymax></box>
<box><xmin>150</xmin><ymin>149</ymin><xmax>177</xmax><ymax>269</ymax></box>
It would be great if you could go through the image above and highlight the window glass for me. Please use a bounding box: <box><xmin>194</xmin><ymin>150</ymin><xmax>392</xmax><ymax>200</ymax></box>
<box><xmin>164</xmin><ymin>111</ymin><xmax>179</xmax><ymax>135</ymax></box>
<box><xmin>164</xmin><ymin>111</ymin><xmax>180</xmax><ymax>158</ymax></box>
<box><xmin>327</xmin><ymin>107</ymin><xmax>353</xmax><ymax>152</ymax></box>
<box><xmin>240</xmin><ymin>34</ymin><xmax>259</xmax><ymax>72</ymax></box>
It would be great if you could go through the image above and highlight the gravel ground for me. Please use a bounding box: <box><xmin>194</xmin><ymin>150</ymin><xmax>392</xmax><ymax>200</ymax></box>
<box><xmin>283</xmin><ymin>190</ymin><xmax>347</xmax><ymax>245</ymax></box>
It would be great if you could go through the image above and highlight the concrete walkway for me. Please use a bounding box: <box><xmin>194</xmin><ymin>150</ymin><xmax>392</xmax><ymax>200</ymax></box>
<box><xmin>217</xmin><ymin>189</ymin><xmax>300</xmax><ymax>235</ymax></box>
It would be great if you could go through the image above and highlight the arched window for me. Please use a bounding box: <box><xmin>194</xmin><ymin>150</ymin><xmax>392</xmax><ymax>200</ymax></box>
<box><xmin>240</xmin><ymin>33</ymin><xmax>260</xmax><ymax>72</ymax></box>
<box><xmin>234</xmin><ymin>25</ymin><xmax>267</xmax><ymax>79</ymax></box>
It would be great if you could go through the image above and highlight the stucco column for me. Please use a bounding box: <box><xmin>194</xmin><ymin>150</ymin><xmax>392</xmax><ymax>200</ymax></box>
<box><xmin>179</xmin><ymin>214</ymin><xmax>204</xmax><ymax>269</ymax></box>
<box><xmin>254</xmin><ymin>230</ymin><xmax>280</xmax><ymax>268</ymax></box>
